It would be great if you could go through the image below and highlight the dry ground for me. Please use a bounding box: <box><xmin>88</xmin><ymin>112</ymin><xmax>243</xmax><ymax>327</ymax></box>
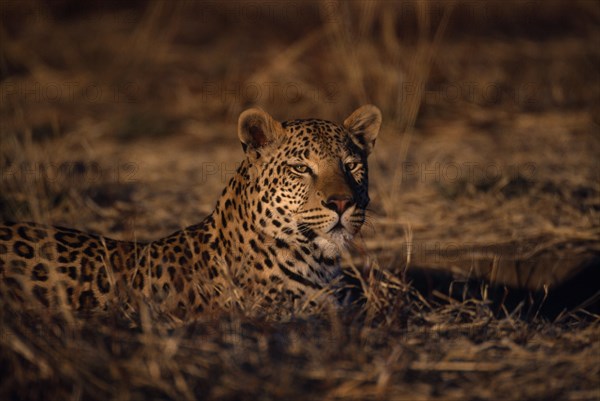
<box><xmin>1</xmin><ymin>1</ymin><xmax>599</xmax><ymax>400</ymax></box>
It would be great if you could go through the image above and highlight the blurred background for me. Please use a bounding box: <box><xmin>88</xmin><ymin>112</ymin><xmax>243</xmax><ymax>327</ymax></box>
<box><xmin>1</xmin><ymin>0</ymin><xmax>599</xmax><ymax>311</ymax></box>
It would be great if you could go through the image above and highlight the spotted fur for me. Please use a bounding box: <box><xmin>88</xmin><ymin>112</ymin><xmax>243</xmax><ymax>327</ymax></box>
<box><xmin>0</xmin><ymin>106</ymin><xmax>382</xmax><ymax>315</ymax></box>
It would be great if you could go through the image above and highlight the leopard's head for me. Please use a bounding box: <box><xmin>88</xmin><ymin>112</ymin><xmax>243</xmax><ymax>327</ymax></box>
<box><xmin>237</xmin><ymin>105</ymin><xmax>381</xmax><ymax>253</ymax></box>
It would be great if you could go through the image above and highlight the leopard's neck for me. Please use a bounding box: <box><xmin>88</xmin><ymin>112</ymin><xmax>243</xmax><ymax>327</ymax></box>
<box><xmin>188</xmin><ymin>162</ymin><xmax>342</xmax><ymax>293</ymax></box>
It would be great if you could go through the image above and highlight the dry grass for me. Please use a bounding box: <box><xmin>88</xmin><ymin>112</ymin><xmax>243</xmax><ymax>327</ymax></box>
<box><xmin>1</xmin><ymin>1</ymin><xmax>599</xmax><ymax>400</ymax></box>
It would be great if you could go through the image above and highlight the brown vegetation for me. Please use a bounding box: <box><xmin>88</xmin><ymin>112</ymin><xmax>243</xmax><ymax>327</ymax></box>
<box><xmin>1</xmin><ymin>1</ymin><xmax>598</xmax><ymax>400</ymax></box>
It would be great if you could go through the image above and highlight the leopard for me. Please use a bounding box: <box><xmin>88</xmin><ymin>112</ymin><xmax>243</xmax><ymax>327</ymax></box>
<box><xmin>0</xmin><ymin>105</ymin><xmax>382</xmax><ymax>317</ymax></box>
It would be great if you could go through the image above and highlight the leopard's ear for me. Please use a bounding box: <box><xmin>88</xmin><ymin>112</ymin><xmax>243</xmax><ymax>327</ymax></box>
<box><xmin>343</xmin><ymin>105</ymin><xmax>382</xmax><ymax>155</ymax></box>
<box><xmin>238</xmin><ymin>108</ymin><xmax>284</xmax><ymax>158</ymax></box>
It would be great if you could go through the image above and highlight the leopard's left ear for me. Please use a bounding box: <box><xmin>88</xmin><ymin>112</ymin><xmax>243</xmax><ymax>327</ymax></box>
<box><xmin>238</xmin><ymin>108</ymin><xmax>285</xmax><ymax>160</ymax></box>
<box><xmin>343</xmin><ymin>105</ymin><xmax>382</xmax><ymax>155</ymax></box>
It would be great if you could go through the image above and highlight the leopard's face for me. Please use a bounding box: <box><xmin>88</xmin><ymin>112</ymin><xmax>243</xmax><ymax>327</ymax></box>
<box><xmin>238</xmin><ymin>106</ymin><xmax>381</xmax><ymax>254</ymax></box>
<box><xmin>265</xmin><ymin>121</ymin><xmax>371</xmax><ymax>248</ymax></box>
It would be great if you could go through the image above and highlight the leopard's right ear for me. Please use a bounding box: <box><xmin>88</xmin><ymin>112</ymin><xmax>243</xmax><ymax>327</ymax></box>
<box><xmin>343</xmin><ymin>105</ymin><xmax>382</xmax><ymax>155</ymax></box>
<box><xmin>238</xmin><ymin>108</ymin><xmax>284</xmax><ymax>158</ymax></box>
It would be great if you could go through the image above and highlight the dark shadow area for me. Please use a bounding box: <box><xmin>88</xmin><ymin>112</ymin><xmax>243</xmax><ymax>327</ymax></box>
<box><xmin>407</xmin><ymin>257</ymin><xmax>600</xmax><ymax>320</ymax></box>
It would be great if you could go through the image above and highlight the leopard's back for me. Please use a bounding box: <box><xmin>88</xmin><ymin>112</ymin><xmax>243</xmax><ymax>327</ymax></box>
<box><xmin>0</xmin><ymin>220</ymin><xmax>246</xmax><ymax>315</ymax></box>
<box><xmin>1</xmin><ymin>222</ymin><xmax>141</xmax><ymax>311</ymax></box>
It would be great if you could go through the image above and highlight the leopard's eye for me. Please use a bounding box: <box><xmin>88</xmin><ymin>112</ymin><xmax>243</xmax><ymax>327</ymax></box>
<box><xmin>345</xmin><ymin>162</ymin><xmax>361</xmax><ymax>172</ymax></box>
<box><xmin>290</xmin><ymin>164</ymin><xmax>311</xmax><ymax>175</ymax></box>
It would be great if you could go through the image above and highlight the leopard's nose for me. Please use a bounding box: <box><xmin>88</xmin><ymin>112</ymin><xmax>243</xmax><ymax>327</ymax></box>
<box><xmin>323</xmin><ymin>195</ymin><xmax>355</xmax><ymax>215</ymax></box>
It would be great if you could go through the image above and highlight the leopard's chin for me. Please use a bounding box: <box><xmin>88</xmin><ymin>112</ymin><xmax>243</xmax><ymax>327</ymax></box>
<box><xmin>326</xmin><ymin>226</ymin><xmax>354</xmax><ymax>250</ymax></box>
